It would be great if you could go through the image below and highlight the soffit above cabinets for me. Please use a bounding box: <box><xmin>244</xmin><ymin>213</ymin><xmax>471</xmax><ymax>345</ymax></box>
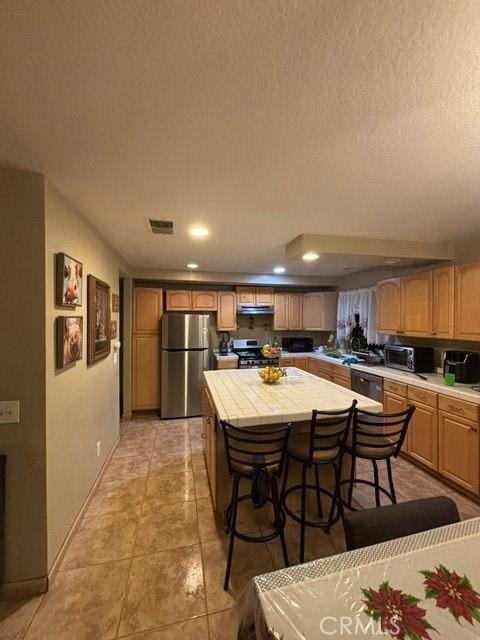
<box><xmin>285</xmin><ymin>234</ymin><xmax>455</xmax><ymax>274</ymax></box>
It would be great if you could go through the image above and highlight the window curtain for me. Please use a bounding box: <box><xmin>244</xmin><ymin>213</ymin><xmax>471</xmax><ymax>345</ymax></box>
<box><xmin>336</xmin><ymin>287</ymin><xmax>378</xmax><ymax>346</ymax></box>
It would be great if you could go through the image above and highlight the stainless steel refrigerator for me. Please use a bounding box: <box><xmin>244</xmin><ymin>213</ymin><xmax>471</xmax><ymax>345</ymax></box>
<box><xmin>161</xmin><ymin>313</ymin><xmax>210</xmax><ymax>418</ymax></box>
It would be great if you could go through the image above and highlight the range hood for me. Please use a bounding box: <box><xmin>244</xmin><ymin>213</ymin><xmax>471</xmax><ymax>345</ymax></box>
<box><xmin>237</xmin><ymin>304</ymin><xmax>274</xmax><ymax>315</ymax></box>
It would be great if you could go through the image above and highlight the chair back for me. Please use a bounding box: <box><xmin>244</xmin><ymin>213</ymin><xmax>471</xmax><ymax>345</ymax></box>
<box><xmin>351</xmin><ymin>405</ymin><xmax>415</xmax><ymax>458</ymax></box>
<box><xmin>220</xmin><ymin>420</ymin><xmax>291</xmax><ymax>478</ymax></box>
<box><xmin>342</xmin><ymin>496</ymin><xmax>460</xmax><ymax>550</ymax></box>
<box><xmin>308</xmin><ymin>400</ymin><xmax>357</xmax><ymax>464</ymax></box>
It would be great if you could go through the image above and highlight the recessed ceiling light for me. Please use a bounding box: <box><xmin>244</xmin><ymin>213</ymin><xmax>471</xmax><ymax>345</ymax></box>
<box><xmin>189</xmin><ymin>226</ymin><xmax>209</xmax><ymax>238</ymax></box>
<box><xmin>384</xmin><ymin>258</ymin><xmax>401</xmax><ymax>264</ymax></box>
<box><xmin>187</xmin><ymin>263</ymin><xmax>199</xmax><ymax>269</ymax></box>
<box><xmin>273</xmin><ymin>266</ymin><xmax>286</xmax><ymax>274</ymax></box>
<box><xmin>302</xmin><ymin>252</ymin><xmax>320</xmax><ymax>262</ymax></box>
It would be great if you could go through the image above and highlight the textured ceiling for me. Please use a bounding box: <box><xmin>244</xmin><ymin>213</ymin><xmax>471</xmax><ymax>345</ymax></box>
<box><xmin>1</xmin><ymin>1</ymin><xmax>480</xmax><ymax>275</ymax></box>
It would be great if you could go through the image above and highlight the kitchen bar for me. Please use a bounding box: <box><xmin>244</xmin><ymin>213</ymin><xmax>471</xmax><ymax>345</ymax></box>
<box><xmin>202</xmin><ymin>366</ymin><xmax>383</xmax><ymax>520</ymax></box>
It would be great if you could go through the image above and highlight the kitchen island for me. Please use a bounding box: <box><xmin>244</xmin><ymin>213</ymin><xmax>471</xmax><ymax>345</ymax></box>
<box><xmin>202</xmin><ymin>367</ymin><xmax>382</xmax><ymax>520</ymax></box>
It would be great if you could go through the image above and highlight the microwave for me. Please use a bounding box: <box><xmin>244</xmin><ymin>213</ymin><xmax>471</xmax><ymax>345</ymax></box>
<box><xmin>384</xmin><ymin>345</ymin><xmax>434</xmax><ymax>373</ymax></box>
<box><xmin>281</xmin><ymin>337</ymin><xmax>314</xmax><ymax>353</ymax></box>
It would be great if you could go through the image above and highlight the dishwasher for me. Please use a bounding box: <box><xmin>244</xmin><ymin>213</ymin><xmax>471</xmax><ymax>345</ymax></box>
<box><xmin>351</xmin><ymin>369</ymin><xmax>384</xmax><ymax>402</ymax></box>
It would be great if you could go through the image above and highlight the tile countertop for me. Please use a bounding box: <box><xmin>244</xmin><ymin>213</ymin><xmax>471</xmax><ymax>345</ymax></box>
<box><xmin>281</xmin><ymin>350</ymin><xmax>480</xmax><ymax>405</ymax></box>
<box><xmin>203</xmin><ymin>367</ymin><xmax>382</xmax><ymax>428</ymax></box>
<box><xmin>349</xmin><ymin>362</ymin><xmax>480</xmax><ymax>405</ymax></box>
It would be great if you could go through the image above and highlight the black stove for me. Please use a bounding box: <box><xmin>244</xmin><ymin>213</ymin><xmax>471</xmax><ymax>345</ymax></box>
<box><xmin>233</xmin><ymin>339</ymin><xmax>279</xmax><ymax>369</ymax></box>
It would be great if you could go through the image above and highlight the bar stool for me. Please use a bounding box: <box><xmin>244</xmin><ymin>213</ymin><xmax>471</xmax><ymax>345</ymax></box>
<box><xmin>280</xmin><ymin>401</ymin><xmax>357</xmax><ymax>564</ymax></box>
<box><xmin>220</xmin><ymin>420</ymin><xmax>291</xmax><ymax>591</ymax></box>
<box><xmin>342</xmin><ymin>405</ymin><xmax>415</xmax><ymax>509</ymax></box>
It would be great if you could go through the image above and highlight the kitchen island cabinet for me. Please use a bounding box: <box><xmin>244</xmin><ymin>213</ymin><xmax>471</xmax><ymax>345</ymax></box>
<box><xmin>202</xmin><ymin>368</ymin><xmax>381</xmax><ymax>520</ymax></box>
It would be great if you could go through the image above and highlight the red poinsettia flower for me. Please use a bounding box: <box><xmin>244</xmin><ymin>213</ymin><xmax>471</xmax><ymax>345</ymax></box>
<box><xmin>362</xmin><ymin>581</ymin><xmax>435</xmax><ymax>640</ymax></box>
<box><xmin>422</xmin><ymin>564</ymin><xmax>480</xmax><ymax>625</ymax></box>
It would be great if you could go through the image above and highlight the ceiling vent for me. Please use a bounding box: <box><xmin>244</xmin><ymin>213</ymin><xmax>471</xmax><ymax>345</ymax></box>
<box><xmin>149</xmin><ymin>219</ymin><xmax>174</xmax><ymax>234</ymax></box>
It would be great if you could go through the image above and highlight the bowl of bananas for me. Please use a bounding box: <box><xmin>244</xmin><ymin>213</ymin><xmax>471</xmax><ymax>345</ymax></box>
<box><xmin>258</xmin><ymin>366</ymin><xmax>285</xmax><ymax>384</ymax></box>
<box><xmin>261</xmin><ymin>343</ymin><xmax>282</xmax><ymax>359</ymax></box>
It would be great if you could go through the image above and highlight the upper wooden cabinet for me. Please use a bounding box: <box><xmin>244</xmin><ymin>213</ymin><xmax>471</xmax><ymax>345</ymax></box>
<box><xmin>236</xmin><ymin>286</ymin><xmax>255</xmax><ymax>304</ymax></box>
<box><xmin>287</xmin><ymin>293</ymin><xmax>303</xmax><ymax>330</ymax></box>
<box><xmin>377</xmin><ymin>266</ymin><xmax>455</xmax><ymax>339</ymax></box>
<box><xmin>432</xmin><ymin>266</ymin><xmax>455</xmax><ymax>338</ymax></box>
<box><xmin>192</xmin><ymin>291</ymin><xmax>217</xmax><ymax>311</ymax></box>
<box><xmin>455</xmin><ymin>261</ymin><xmax>480</xmax><ymax>341</ymax></box>
<box><xmin>217</xmin><ymin>292</ymin><xmax>237</xmax><ymax>331</ymax></box>
<box><xmin>166</xmin><ymin>290</ymin><xmax>192</xmax><ymax>311</ymax></box>
<box><xmin>302</xmin><ymin>292</ymin><xmax>338</xmax><ymax>331</ymax></box>
<box><xmin>133</xmin><ymin>287</ymin><xmax>163</xmax><ymax>334</ymax></box>
<box><xmin>273</xmin><ymin>293</ymin><xmax>288</xmax><ymax>330</ymax></box>
<box><xmin>401</xmin><ymin>272</ymin><xmax>432</xmax><ymax>338</ymax></box>
<box><xmin>236</xmin><ymin>286</ymin><xmax>274</xmax><ymax>305</ymax></box>
<box><xmin>376</xmin><ymin>278</ymin><xmax>402</xmax><ymax>335</ymax></box>
<box><xmin>255</xmin><ymin>287</ymin><xmax>274</xmax><ymax>304</ymax></box>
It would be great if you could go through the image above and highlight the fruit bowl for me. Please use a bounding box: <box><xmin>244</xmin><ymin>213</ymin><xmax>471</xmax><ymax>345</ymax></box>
<box><xmin>258</xmin><ymin>366</ymin><xmax>285</xmax><ymax>384</ymax></box>
<box><xmin>261</xmin><ymin>344</ymin><xmax>282</xmax><ymax>359</ymax></box>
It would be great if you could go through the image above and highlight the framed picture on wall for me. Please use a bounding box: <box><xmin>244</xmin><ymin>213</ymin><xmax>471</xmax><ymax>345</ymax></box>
<box><xmin>56</xmin><ymin>253</ymin><xmax>83</xmax><ymax>306</ymax></box>
<box><xmin>56</xmin><ymin>316</ymin><xmax>83</xmax><ymax>369</ymax></box>
<box><xmin>112</xmin><ymin>293</ymin><xmax>120</xmax><ymax>312</ymax></box>
<box><xmin>110</xmin><ymin>320</ymin><xmax>117</xmax><ymax>339</ymax></box>
<box><xmin>87</xmin><ymin>275</ymin><xmax>111</xmax><ymax>365</ymax></box>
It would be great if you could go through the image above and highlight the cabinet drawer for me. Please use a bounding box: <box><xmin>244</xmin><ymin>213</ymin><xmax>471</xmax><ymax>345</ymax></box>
<box><xmin>384</xmin><ymin>379</ymin><xmax>407</xmax><ymax>397</ymax></box>
<box><xmin>407</xmin><ymin>386</ymin><xmax>437</xmax><ymax>408</ymax></box>
<box><xmin>438</xmin><ymin>395</ymin><xmax>479</xmax><ymax>422</ymax></box>
<box><xmin>332</xmin><ymin>375</ymin><xmax>351</xmax><ymax>389</ymax></box>
<box><xmin>280</xmin><ymin>357</ymin><xmax>295</xmax><ymax>367</ymax></box>
<box><xmin>315</xmin><ymin>360</ymin><xmax>333</xmax><ymax>375</ymax></box>
<box><xmin>294</xmin><ymin>358</ymin><xmax>308</xmax><ymax>371</ymax></box>
<box><xmin>331</xmin><ymin>362</ymin><xmax>350</xmax><ymax>380</ymax></box>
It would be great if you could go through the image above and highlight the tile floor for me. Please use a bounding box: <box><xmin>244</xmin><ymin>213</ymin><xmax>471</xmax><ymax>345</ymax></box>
<box><xmin>1</xmin><ymin>414</ymin><xmax>480</xmax><ymax>639</ymax></box>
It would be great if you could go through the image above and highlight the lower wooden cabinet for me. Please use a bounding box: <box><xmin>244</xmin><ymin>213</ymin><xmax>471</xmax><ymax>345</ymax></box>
<box><xmin>406</xmin><ymin>401</ymin><xmax>438</xmax><ymax>470</ymax></box>
<box><xmin>306</xmin><ymin>358</ymin><xmax>351</xmax><ymax>388</ymax></box>
<box><xmin>294</xmin><ymin>358</ymin><xmax>308</xmax><ymax>371</ymax></box>
<box><xmin>132</xmin><ymin>335</ymin><xmax>160</xmax><ymax>410</ymax></box>
<box><xmin>331</xmin><ymin>374</ymin><xmax>351</xmax><ymax>390</ymax></box>
<box><xmin>202</xmin><ymin>389</ymin><xmax>216</xmax><ymax>508</ymax></box>
<box><xmin>384</xmin><ymin>391</ymin><xmax>408</xmax><ymax>415</ymax></box>
<box><xmin>439</xmin><ymin>410</ymin><xmax>479</xmax><ymax>493</ymax></box>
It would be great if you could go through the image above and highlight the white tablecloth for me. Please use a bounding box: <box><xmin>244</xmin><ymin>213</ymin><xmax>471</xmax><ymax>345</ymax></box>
<box><xmin>240</xmin><ymin>518</ymin><xmax>480</xmax><ymax>639</ymax></box>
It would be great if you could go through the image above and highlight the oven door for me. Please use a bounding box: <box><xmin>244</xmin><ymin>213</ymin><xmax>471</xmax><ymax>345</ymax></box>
<box><xmin>385</xmin><ymin>347</ymin><xmax>410</xmax><ymax>371</ymax></box>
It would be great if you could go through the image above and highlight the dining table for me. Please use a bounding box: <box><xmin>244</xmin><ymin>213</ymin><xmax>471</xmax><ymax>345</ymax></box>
<box><xmin>239</xmin><ymin>517</ymin><xmax>480</xmax><ymax>639</ymax></box>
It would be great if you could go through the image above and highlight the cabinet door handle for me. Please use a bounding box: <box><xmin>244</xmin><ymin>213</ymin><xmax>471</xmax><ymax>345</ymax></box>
<box><xmin>470</xmin><ymin>425</ymin><xmax>478</xmax><ymax>432</ymax></box>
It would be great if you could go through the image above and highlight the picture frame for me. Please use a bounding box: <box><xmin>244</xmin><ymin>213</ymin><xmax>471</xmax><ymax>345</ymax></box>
<box><xmin>56</xmin><ymin>316</ymin><xmax>83</xmax><ymax>369</ymax></box>
<box><xmin>110</xmin><ymin>320</ymin><xmax>117</xmax><ymax>340</ymax></box>
<box><xmin>56</xmin><ymin>253</ymin><xmax>83</xmax><ymax>306</ymax></box>
<box><xmin>87</xmin><ymin>275</ymin><xmax>111</xmax><ymax>365</ymax></box>
<box><xmin>112</xmin><ymin>293</ymin><xmax>120</xmax><ymax>312</ymax></box>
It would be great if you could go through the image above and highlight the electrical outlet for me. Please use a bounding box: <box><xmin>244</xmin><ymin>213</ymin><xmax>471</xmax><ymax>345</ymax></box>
<box><xmin>0</xmin><ymin>401</ymin><xmax>20</xmax><ymax>424</ymax></box>
<box><xmin>96</xmin><ymin>441</ymin><xmax>101</xmax><ymax>457</ymax></box>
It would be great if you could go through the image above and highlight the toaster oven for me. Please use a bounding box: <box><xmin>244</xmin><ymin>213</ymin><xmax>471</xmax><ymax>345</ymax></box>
<box><xmin>384</xmin><ymin>345</ymin><xmax>434</xmax><ymax>373</ymax></box>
